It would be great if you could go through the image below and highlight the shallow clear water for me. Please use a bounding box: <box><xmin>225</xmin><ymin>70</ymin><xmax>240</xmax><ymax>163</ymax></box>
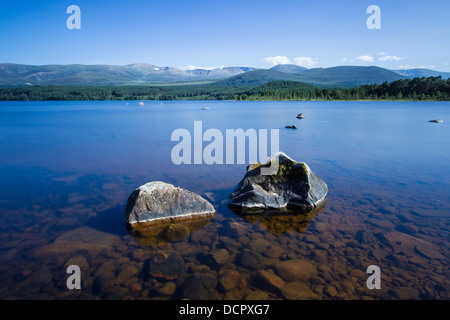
<box><xmin>0</xmin><ymin>100</ymin><xmax>449</xmax><ymax>300</ymax></box>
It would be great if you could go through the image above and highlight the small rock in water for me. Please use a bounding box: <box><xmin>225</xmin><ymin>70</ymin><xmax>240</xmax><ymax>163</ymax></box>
<box><xmin>219</xmin><ymin>270</ymin><xmax>240</xmax><ymax>291</ymax></box>
<box><xmin>323</xmin><ymin>286</ymin><xmax>338</xmax><ymax>298</ymax></box>
<box><xmin>204</xmin><ymin>249</ymin><xmax>230</xmax><ymax>268</ymax></box>
<box><xmin>285</xmin><ymin>125</ymin><xmax>297</xmax><ymax>129</ymax></box>
<box><xmin>272</xmin><ymin>259</ymin><xmax>318</xmax><ymax>282</ymax></box>
<box><xmin>264</xmin><ymin>244</ymin><xmax>285</xmax><ymax>259</ymax></box>
<box><xmin>414</xmin><ymin>245</ymin><xmax>445</xmax><ymax>260</ymax></box>
<box><xmin>146</xmin><ymin>250</ymin><xmax>186</xmax><ymax>280</ymax></box>
<box><xmin>355</xmin><ymin>230</ymin><xmax>371</xmax><ymax>244</ymax></box>
<box><xmin>65</xmin><ymin>255</ymin><xmax>89</xmax><ymax>271</ymax></box>
<box><xmin>181</xmin><ymin>274</ymin><xmax>218</xmax><ymax>300</ymax></box>
<box><xmin>396</xmin><ymin>223</ymin><xmax>419</xmax><ymax>235</ymax></box>
<box><xmin>429</xmin><ymin>119</ymin><xmax>444</xmax><ymax>123</ymax></box>
<box><xmin>125</xmin><ymin>181</ymin><xmax>215</xmax><ymax>227</ymax></box>
<box><xmin>249</xmin><ymin>237</ymin><xmax>271</xmax><ymax>253</ymax></box>
<box><xmin>158</xmin><ymin>224</ymin><xmax>190</xmax><ymax>241</ymax></box>
<box><xmin>92</xmin><ymin>274</ymin><xmax>115</xmax><ymax>295</ymax></box>
<box><xmin>32</xmin><ymin>227</ymin><xmax>120</xmax><ymax>258</ymax></box>
<box><xmin>281</xmin><ymin>281</ymin><xmax>319</xmax><ymax>300</ymax></box>
<box><xmin>115</xmin><ymin>264</ymin><xmax>139</xmax><ymax>284</ymax></box>
<box><xmin>239</xmin><ymin>250</ymin><xmax>263</xmax><ymax>270</ymax></box>
<box><xmin>391</xmin><ymin>287</ymin><xmax>420</xmax><ymax>300</ymax></box>
<box><xmin>253</xmin><ymin>270</ymin><xmax>285</xmax><ymax>294</ymax></box>
<box><xmin>155</xmin><ymin>281</ymin><xmax>177</xmax><ymax>296</ymax></box>
<box><xmin>223</xmin><ymin>221</ymin><xmax>247</xmax><ymax>237</ymax></box>
<box><xmin>246</xmin><ymin>290</ymin><xmax>270</xmax><ymax>300</ymax></box>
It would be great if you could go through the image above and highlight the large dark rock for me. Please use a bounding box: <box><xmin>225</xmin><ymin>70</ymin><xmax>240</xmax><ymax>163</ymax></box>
<box><xmin>227</xmin><ymin>152</ymin><xmax>327</xmax><ymax>214</ymax></box>
<box><xmin>125</xmin><ymin>181</ymin><xmax>215</xmax><ymax>227</ymax></box>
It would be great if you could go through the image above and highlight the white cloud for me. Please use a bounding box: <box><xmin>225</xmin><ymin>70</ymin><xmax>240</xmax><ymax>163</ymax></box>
<box><xmin>263</xmin><ymin>56</ymin><xmax>291</xmax><ymax>66</ymax></box>
<box><xmin>340</xmin><ymin>58</ymin><xmax>348</xmax><ymax>62</ymax></box>
<box><xmin>293</xmin><ymin>56</ymin><xmax>319</xmax><ymax>68</ymax></box>
<box><xmin>377</xmin><ymin>52</ymin><xmax>387</xmax><ymax>56</ymax></box>
<box><xmin>378</xmin><ymin>55</ymin><xmax>404</xmax><ymax>62</ymax></box>
<box><xmin>445</xmin><ymin>63</ymin><xmax>449</xmax><ymax>66</ymax></box>
<box><xmin>355</xmin><ymin>55</ymin><xmax>375</xmax><ymax>63</ymax></box>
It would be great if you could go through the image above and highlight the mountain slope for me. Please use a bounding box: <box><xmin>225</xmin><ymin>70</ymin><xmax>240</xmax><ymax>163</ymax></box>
<box><xmin>211</xmin><ymin>69</ymin><xmax>307</xmax><ymax>87</ymax></box>
<box><xmin>294</xmin><ymin>66</ymin><xmax>406</xmax><ymax>87</ymax></box>
<box><xmin>1</xmin><ymin>63</ymin><xmax>448</xmax><ymax>88</ymax></box>
<box><xmin>392</xmin><ymin>68</ymin><xmax>450</xmax><ymax>79</ymax></box>
<box><xmin>213</xmin><ymin>66</ymin><xmax>407</xmax><ymax>87</ymax></box>
<box><xmin>270</xmin><ymin>64</ymin><xmax>308</xmax><ymax>74</ymax></box>
<box><xmin>0</xmin><ymin>63</ymin><xmax>255</xmax><ymax>87</ymax></box>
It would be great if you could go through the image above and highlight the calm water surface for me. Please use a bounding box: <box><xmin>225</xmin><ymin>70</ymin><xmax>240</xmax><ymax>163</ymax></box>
<box><xmin>0</xmin><ymin>100</ymin><xmax>449</xmax><ymax>300</ymax></box>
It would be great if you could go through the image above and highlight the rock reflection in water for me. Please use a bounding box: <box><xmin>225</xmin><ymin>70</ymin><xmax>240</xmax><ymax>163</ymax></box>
<box><xmin>229</xmin><ymin>199</ymin><xmax>327</xmax><ymax>235</ymax></box>
<box><xmin>126</xmin><ymin>217</ymin><xmax>213</xmax><ymax>246</ymax></box>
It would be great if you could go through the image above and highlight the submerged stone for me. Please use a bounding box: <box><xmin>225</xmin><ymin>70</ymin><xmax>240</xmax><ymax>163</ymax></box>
<box><xmin>281</xmin><ymin>281</ymin><xmax>319</xmax><ymax>300</ymax></box>
<box><xmin>272</xmin><ymin>259</ymin><xmax>318</xmax><ymax>282</ymax></box>
<box><xmin>227</xmin><ymin>152</ymin><xmax>327</xmax><ymax>214</ymax></box>
<box><xmin>158</xmin><ymin>224</ymin><xmax>190</xmax><ymax>241</ymax></box>
<box><xmin>204</xmin><ymin>249</ymin><xmax>230</xmax><ymax>268</ymax></box>
<box><xmin>155</xmin><ymin>281</ymin><xmax>176</xmax><ymax>296</ymax></box>
<box><xmin>125</xmin><ymin>181</ymin><xmax>215</xmax><ymax>227</ymax></box>
<box><xmin>32</xmin><ymin>227</ymin><xmax>120</xmax><ymax>258</ymax></box>
<box><xmin>253</xmin><ymin>270</ymin><xmax>285</xmax><ymax>294</ymax></box>
<box><xmin>181</xmin><ymin>274</ymin><xmax>218</xmax><ymax>300</ymax></box>
<box><xmin>146</xmin><ymin>250</ymin><xmax>186</xmax><ymax>280</ymax></box>
<box><xmin>219</xmin><ymin>270</ymin><xmax>240</xmax><ymax>291</ymax></box>
<box><xmin>239</xmin><ymin>249</ymin><xmax>263</xmax><ymax>270</ymax></box>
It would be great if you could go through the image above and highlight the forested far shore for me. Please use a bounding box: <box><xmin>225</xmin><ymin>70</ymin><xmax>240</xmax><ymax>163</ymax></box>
<box><xmin>0</xmin><ymin>76</ymin><xmax>448</xmax><ymax>101</ymax></box>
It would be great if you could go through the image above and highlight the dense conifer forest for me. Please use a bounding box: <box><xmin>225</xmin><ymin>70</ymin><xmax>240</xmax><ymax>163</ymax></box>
<box><xmin>0</xmin><ymin>77</ymin><xmax>448</xmax><ymax>101</ymax></box>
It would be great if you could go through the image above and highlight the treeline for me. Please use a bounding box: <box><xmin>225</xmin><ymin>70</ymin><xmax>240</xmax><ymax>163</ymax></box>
<box><xmin>0</xmin><ymin>76</ymin><xmax>449</xmax><ymax>101</ymax></box>
<box><xmin>237</xmin><ymin>77</ymin><xmax>450</xmax><ymax>101</ymax></box>
<box><xmin>0</xmin><ymin>85</ymin><xmax>242</xmax><ymax>101</ymax></box>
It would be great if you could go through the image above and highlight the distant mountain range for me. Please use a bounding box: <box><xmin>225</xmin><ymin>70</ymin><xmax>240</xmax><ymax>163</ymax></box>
<box><xmin>216</xmin><ymin>66</ymin><xmax>410</xmax><ymax>87</ymax></box>
<box><xmin>0</xmin><ymin>63</ymin><xmax>449</xmax><ymax>88</ymax></box>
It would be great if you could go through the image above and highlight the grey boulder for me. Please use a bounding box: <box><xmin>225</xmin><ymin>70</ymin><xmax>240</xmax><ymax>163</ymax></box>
<box><xmin>227</xmin><ymin>152</ymin><xmax>327</xmax><ymax>213</ymax></box>
<box><xmin>125</xmin><ymin>181</ymin><xmax>215</xmax><ymax>227</ymax></box>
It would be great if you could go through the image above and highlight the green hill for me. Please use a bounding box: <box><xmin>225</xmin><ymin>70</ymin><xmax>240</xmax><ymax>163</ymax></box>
<box><xmin>270</xmin><ymin>64</ymin><xmax>308</xmax><ymax>74</ymax></box>
<box><xmin>211</xmin><ymin>69</ymin><xmax>306</xmax><ymax>87</ymax></box>
<box><xmin>295</xmin><ymin>66</ymin><xmax>406</xmax><ymax>87</ymax></box>
<box><xmin>213</xmin><ymin>66</ymin><xmax>406</xmax><ymax>88</ymax></box>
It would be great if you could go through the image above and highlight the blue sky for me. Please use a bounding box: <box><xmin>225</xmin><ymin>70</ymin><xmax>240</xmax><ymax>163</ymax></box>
<box><xmin>0</xmin><ymin>0</ymin><xmax>449</xmax><ymax>71</ymax></box>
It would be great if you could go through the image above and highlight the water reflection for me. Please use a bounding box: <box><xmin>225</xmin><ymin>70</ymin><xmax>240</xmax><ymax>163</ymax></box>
<box><xmin>229</xmin><ymin>199</ymin><xmax>327</xmax><ymax>235</ymax></box>
<box><xmin>126</xmin><ymin>218</ymin><xmax>213</xmax><ymax>246</ymax></box>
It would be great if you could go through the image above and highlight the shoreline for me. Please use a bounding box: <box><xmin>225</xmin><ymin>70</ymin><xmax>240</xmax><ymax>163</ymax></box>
<box><xmin>0</xmin><ymin>98</ymin><xmax>446</xmax><ymax>102</ymax></box>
